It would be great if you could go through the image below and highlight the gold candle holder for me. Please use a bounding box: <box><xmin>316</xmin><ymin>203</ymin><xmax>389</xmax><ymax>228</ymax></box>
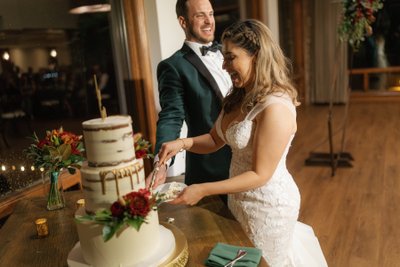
<box><xmin>35</xmin><ymin>218</ymin><xmax>49</xmax><ymax>237</ymax></box>
<box><xmin>76</xmin><ymin>199</ymin><xmax>85</xmax><ymax>209</ymax></box>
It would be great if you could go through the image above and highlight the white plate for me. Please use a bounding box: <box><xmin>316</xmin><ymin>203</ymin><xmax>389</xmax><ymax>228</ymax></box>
<box><xmin>154</xmin><ymin>182</ymin><xmax>187</xmax><ymax>203</ymax></box>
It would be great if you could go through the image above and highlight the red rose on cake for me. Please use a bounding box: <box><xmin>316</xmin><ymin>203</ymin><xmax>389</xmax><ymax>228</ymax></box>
<box><xmin>78</xmin><ymin>188</ymin><xmax>158</xmax><ymax>241</ymax></box>
<box><xmin>125</xmin><ymin>189</ymin><xmax>152</xmax><ymax>217</ymax></box>
<box><xmin>110</xmin><ymin>202</ymin><xmax>125</xmax><ymax>218</ymax></box>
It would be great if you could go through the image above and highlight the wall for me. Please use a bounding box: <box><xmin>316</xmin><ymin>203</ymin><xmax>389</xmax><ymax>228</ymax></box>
<box><xmin>9</xmin><ymin>46</ymin><xmax>71</xmax><ymax>73</ymax></box>
<box><xmin>264</xmin><ymin>0</ymin><xmax>280</xmax><ymax>43</ymax></box>
<box><xmin>144</xmin><ymin>0</ymin><xmax>186</xmax><ymax>177</ymax></box>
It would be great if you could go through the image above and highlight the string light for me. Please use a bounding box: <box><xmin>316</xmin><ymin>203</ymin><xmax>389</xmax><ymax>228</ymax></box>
<box><xmin>0</xmin><ymin>164</ymin><xmax>39</xmax><ymax>172</ymax></box>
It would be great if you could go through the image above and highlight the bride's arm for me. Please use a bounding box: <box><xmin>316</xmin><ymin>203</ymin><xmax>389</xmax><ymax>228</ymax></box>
<box><xmin>157</xmin><ymin>126</ymin><xmax>225</xmax><ymax>165</ymax></box>
<box><xmin>170</xmin><ymin>104</ymin><xmax>296</xmax><ymax>205</ymax></box>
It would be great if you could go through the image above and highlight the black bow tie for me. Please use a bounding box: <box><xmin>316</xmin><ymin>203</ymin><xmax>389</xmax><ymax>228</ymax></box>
<box><xmin>200</xmin><ymin>42</ymin><xmax>221</xmax><ymax>56</ymax></box>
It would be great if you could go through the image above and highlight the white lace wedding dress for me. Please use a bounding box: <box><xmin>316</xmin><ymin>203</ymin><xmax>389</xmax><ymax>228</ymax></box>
<box><xmin>216</xmin><ymin>94</ymin><xmax>328</xmax><ymax>267</ymax></box>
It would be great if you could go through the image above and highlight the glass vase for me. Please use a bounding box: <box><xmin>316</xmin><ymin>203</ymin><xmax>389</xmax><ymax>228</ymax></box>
<box><xmin>46</xmin><ymin>170</ymin><xmax>65</xmax><ymax>211</ymax></box>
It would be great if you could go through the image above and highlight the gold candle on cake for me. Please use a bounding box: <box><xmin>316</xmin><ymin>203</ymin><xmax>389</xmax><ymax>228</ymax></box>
<box><xmin>35</xmin><ymin>218</ymin><xmax>49</xmax><ymax>237</ymax></box>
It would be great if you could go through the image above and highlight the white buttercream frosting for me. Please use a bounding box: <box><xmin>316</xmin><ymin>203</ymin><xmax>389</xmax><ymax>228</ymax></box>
<box><xmin>80</xmin><ymin>159</ymin><xmax>145</xmax><ymax>213</ymax></box>
<box><xmin>82</xmin><ymin>115</ymin><xmax>135</xmax><ymax>167</ymax></box>
<box><xmin>74</xmin><ymin>115</ymin><xmax>167</xmax><ymax>267</ymax></box>
<box><xmin>76</xmin><ymin>209</ymin><xmax>161</xmax><ymax>267</ymax></box>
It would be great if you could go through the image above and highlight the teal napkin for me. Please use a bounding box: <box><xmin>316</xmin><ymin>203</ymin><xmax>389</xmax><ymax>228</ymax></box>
<box><xmin>204</xmin><ymin>242</ymin><xmax>263</xmax><ymax>267</ymax></box>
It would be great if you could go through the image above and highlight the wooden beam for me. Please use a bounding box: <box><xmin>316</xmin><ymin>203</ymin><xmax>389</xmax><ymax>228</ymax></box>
<box><xmin>123</xmin><ymin>0</ymin><xmax>157</xmax><ymax>175</ymax></box>
<box><xmin>245</xmin><ymin>0</ymin><xmax>265</xmax><ymax>20</ymax></box>
<box><xmin>123</xmin><ymin>0</ymin><xmax>157</xmax><ymax>152</ymax></box>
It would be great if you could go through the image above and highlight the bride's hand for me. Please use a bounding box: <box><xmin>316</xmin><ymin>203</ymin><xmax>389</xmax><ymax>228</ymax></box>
<box><xmin>168</xmin><ymin>184</ymin><xmax>205</xmax><ymax>206</ymax></box>
<box><xmin>145</xmin><ymin>163</ymin><xmax>167</xmax><ymax>189</ymax></box>
<box><xmin>157</xmin><ymin>139</ymin><xmax>185</xmax><ymax>165</ymax></box>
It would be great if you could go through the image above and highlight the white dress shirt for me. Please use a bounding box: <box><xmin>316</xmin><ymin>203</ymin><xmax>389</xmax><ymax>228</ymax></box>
<box><xmin>185</xmin><ymin>40</ymin><xmax>232</xmax><ymax>97</ymax></box>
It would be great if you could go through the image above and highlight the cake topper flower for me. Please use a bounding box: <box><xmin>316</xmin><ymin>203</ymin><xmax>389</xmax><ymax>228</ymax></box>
<box><xmin>24</xmin><ymin>127</ymin><xmax>85</xmax><ymax>173</ymax></box>
<box><xmin>76</xmin><ymin>189</ymin><xmax>158</xmax><ymax>241</ymax></box>
<box><xmin>338</xmin><ymin>0</ymin><xmax>383</xmax><ymax>50</ymax></box>
<box><xmin>133</xmin><ymin>133</ymin><xmax>154</xmax><ymax>159</ymax></box>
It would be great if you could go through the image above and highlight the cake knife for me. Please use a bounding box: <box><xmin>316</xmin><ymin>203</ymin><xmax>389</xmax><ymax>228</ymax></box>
<box><xmin>149</xmin><ymin>164</ymin><xmax>160</xmax><ymax>193</ymax></box>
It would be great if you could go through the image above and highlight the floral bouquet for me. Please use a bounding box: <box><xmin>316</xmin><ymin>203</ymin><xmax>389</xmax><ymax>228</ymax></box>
<box><xmin>25</xmin><ymin>127</ymin><xmax>85</xmax><ymax>173</ymax></box>
<box><xmin>24</xmin><ymin>127</ymin><xmax>85</xmax><ymax>210</ymax></box>
<box><xmin>133</xmin><ymin>133</ymin><xmax>153</xmax><ymax>159</ymax></box>
<box><xmin>338</xmin><ymin>0</ymin><xmax>384</xmax><ymax>50</ymax></box>
<box><xmin>76</xmin><ymin>189</ymin><xmax>158</xmax><ymax>241</ymax></box>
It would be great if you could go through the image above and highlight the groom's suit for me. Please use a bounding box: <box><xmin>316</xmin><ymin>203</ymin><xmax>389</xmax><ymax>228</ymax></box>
<box><xmin>155</xmin><ymin>43</ymin><xmax>232</xmax><ymax>185</ymax></box>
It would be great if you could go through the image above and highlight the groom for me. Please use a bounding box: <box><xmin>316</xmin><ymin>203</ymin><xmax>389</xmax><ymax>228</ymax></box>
<box><xmin>150</xmin><ymin>0</ymin><xmax>232</xmax><ymax>187</ymax></box>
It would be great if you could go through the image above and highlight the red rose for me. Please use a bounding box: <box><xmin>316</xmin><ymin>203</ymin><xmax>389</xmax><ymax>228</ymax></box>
<box><xmin>110</xmin><ymin>201</ymin><xmax>125</xmax><ymax>218</ymax></box>
<box><xmin>37</xmin><ymin>139</ymin><xmax>49</xmax><ymax>149</ymax></box>
<box><xmin>135</xmin><ymin>150</ymin><xmax>146</xmax><ymax>159</ymax></box>
<box><xmin>124</xmin><ymin>190</ymin><xmax>151</xmax><ymax>217</ymax></box>
<box><xmin>138</xmin><ymin>188</ymin><xmax>151</xmax><ymax>198</ymax></box>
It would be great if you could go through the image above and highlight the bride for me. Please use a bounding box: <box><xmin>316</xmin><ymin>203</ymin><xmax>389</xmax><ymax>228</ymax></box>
<box><xmin>155</xmin><ymin>19</ymin><xmax>328</xmax><ymax>266</ymax></box>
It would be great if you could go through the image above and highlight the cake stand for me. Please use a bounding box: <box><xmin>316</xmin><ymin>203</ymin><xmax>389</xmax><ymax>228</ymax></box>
<box><xmin>159</xmin><ymin>222</ymin><xmax>189</xmax><ymax>267</ymax></box>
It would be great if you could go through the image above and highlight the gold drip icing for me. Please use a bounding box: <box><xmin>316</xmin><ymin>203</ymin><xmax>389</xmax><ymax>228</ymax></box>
<box><xmin>88</xmin><ymin>156</ymin><xmax>137</xmax><ymax>167</ymax></box>
<box><xmin>134</xmin><ymin>166</ymin><xmax>140</xmax><ymax>184</ymax></box>
<box><xmin>96</xmin><ymin>161</ymin><xmax>142</xmax><ymax>196</ymax></box>
<box><xmin>112</xmin><ymin>169</ymin><xmax>120</xmax><ymax>196</ymax></box>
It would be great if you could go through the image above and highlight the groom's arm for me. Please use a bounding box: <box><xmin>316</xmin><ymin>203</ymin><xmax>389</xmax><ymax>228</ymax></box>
<box><xmin>155</xmin><ymin>59</ymin><xmax>186</xmax><ymax>165</ymax></box>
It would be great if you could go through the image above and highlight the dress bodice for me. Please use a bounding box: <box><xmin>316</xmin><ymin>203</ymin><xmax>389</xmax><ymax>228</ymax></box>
<box><xmin>215</xmin><ymin>93</ymin><xmax>296</xmax><ymax>179</ymax></box>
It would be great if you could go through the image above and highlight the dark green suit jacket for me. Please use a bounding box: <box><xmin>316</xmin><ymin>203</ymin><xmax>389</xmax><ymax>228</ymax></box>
<box><xmin>155</xmin><ymin>43</ymin><xmax>232</xmax><ymax>185</ymax></box>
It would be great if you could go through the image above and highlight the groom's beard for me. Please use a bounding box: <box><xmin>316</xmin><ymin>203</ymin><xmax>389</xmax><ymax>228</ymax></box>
<box><xmin>186</xmin><ymin>20</ymin><xmax>214</xmax><ymax>44</ymax></box>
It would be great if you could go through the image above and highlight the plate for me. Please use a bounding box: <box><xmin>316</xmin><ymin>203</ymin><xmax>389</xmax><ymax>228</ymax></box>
<box><xmin>154</xmin><ymin>182</ymin><xmax>187</xmax><ymax>203</ymax></box>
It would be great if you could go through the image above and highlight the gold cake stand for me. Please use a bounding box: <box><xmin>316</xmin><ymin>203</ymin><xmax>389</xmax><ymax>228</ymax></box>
<box><xmin>159</xmin><ymin>222</ymin><xmax>189</xmax><ymax>267</ymax></box>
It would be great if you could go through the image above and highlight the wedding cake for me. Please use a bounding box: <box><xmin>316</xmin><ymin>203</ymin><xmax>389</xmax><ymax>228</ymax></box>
<box><xmin>68</xmin><ymin>115</ymin><xmax>175</xmax><ymax>267</ymax></box>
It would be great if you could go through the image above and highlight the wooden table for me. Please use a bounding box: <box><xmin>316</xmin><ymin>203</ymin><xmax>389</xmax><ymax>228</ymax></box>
<box><xmin>0</xmin><ymin>191</ymin><xmax>268</xmax><ymax>266</ymax></box>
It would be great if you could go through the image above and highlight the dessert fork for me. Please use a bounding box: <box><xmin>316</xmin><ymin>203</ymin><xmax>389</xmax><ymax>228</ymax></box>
<box><xmin>224</xmin><ymin>249</ymin><xmax>247</xmax><ymax>267</ymax></box>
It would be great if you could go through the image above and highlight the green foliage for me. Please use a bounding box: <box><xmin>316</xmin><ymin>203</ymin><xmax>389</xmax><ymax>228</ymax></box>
<box><xmin>338</xmin><ymin>0</ymin><xmax>384</xmax><ymax>51</ymax></box>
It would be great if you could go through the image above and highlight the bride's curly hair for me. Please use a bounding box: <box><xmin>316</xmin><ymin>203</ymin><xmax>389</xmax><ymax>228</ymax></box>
<box><xmin>221</xmin><ymin>19</ymin><xmax>299</xmax><ymax>113</ymax></box>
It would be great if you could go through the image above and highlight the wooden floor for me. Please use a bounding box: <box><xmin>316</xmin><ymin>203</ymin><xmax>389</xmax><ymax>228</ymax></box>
<box><xmin>289</xmin><ymin>102</ymin><xmax>400</xmax><ymax>267</ymax></box>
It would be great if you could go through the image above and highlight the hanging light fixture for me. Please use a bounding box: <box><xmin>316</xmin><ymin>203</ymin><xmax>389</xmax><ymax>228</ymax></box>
<box><xmin>69</xmin><ymin>0</ymin><xmax>111</xmax><ymax>14</ymax></box>
<box><xmin>50</xmin><ymin>48</ymin><xmax>57</xmax><ymax>58</ymax></box>
<box><xmin>2</xmin><ymin>51</ymin><xmax>10</xmax><ymax>61</ymax></box>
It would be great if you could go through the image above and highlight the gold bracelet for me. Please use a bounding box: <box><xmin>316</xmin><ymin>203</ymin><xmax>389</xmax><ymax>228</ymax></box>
<box><xmin>178</xmin><ymin>138</ymin><xmax>186</xmax><ymax>152</ymax></box>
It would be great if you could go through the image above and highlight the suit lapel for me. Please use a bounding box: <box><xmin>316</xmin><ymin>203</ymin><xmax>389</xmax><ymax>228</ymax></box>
<box><xmin>181</xmin><ymin>44</ymin><xmax>224</xmax><ymax>102</ymax></box>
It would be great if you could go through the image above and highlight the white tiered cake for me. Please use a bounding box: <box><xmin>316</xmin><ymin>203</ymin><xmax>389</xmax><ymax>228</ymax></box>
<box><xmin>68</xmin><ymin>115</ymin><xmax>175</xmax><ymax>267</ymax></box>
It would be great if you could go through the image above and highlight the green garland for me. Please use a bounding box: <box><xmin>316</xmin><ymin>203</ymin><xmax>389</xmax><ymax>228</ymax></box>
<box><xmin>338</xmin><ymin>0</ymin><xmax>384</xmax><ymax>50</ymax></box>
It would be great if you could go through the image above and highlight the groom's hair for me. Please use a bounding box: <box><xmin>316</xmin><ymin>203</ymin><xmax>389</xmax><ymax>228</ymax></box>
<box><xmin>176</xmin><ymin>0</ymin><xmax>189</xmax><ymax>19</ymax></box>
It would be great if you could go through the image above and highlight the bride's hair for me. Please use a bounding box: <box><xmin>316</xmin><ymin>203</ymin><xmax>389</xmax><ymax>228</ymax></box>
<box><xmin>221</xmin><ymin>19</ymin><xmax>299</xmax><ymax>113</ymax></box>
